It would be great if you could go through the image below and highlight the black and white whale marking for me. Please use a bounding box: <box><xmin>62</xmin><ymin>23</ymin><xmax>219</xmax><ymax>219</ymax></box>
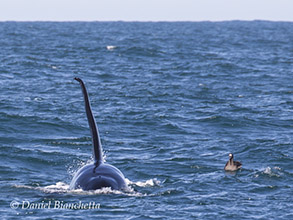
<box><xmin>69</xmin><ymin>78</ymin><xmax>127</xmax><ymax>190</ymax></box>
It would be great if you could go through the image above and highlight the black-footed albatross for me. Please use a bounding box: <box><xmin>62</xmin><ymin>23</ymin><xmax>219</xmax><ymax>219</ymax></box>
<box><xmin>224</xmin><ymin>153</ymin><xmax>242</xmax><ymax>171</ymax></box>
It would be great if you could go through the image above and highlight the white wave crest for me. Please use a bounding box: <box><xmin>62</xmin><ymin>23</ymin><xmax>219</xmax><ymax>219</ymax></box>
<box><xmin>106</xmin><ymin>45</ymin><xmax>117</xmax><ymax>50</ymax></box>
<box><xmin>13</xmin><ymin>178</ymin><xmax>160</xmax><ymax>197</ymax></box>
<box><xmin>262</xmin><ymin>166</ymin><xmax>282</xmax><ymax>177</ymax></box>
<box><xmin>126</xmin><ymin>178</ymin><xmax>161</xmax><ymax>187</ymax></box>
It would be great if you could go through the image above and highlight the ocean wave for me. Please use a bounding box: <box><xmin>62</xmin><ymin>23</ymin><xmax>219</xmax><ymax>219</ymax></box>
<box><xmin>253</xmin><ymin>166</ymin><xmax>283</xmax><ymax>178</ymax></box>
<box><xmin>106</xmin><ymin>45</ymin><xmax>117</xmax><ymax>51</ymax></box>
<box><xmin>126</xmin><ymin>178</ymin><xmax>161</xmax><ymax>187</ymax></box>
<box><xmin>13</xmin><ymin>178</ymin><xmax>160</xmax><ymax>197</ymax></box>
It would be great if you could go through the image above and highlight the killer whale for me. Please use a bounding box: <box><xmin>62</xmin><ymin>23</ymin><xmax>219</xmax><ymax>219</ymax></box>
<box><xmin>69</xmin><ymin>77</ymin><xmax>127</xmax><ymax>190</ymax></box>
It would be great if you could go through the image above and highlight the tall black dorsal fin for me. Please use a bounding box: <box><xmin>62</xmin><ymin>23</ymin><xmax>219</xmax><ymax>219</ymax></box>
<box><xmin>74</xmin><ymin>77</ymin><xmax>103</xmax><ymax>164</ymax></box>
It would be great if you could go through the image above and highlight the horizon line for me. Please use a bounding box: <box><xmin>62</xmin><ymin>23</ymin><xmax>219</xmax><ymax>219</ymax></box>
<box><xmin>1</xmin><ymin>19</ymin><xmax>293</xmax><ymax>23</ymax></box>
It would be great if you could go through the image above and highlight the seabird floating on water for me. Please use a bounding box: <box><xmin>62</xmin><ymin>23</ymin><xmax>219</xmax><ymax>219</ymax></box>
<box><xmin>224</xmin><ymin>153</ymin><xmax>242</xmax><ymax>171</ymax></box>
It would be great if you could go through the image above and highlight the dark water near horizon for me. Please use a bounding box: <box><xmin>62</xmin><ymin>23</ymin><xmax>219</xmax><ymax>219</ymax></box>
<box><xmin>0</xmin><ymin>21</ymin><xmax>292</xmax><ymax>219</ymax></box>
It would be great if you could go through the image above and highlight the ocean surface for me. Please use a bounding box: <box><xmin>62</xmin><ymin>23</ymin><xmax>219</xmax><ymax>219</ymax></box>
<box><xmin>0</xmin><ymin>21</ymin><xmax>292</xmax><ymax>219</ymax></box>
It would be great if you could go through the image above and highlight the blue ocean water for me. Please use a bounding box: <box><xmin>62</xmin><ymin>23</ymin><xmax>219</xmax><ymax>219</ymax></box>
<box><xmin>0</xmin><ymin>21</ymin><xmax>292</xmax><ymax>219</ymax></box>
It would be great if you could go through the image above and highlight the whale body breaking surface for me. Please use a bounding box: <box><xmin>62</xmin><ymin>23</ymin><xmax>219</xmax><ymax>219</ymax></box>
<box><xmin>69</xmin><ymin>77</ymin><xmax>127</xmax><ymax>191</ymax></box>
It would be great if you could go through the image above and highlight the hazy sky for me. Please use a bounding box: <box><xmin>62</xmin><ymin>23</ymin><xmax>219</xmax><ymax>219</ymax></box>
<box><xmin>0</xmin><ymin>0</ymin><xmax>293</xmax><ymax>22</ymax></box>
